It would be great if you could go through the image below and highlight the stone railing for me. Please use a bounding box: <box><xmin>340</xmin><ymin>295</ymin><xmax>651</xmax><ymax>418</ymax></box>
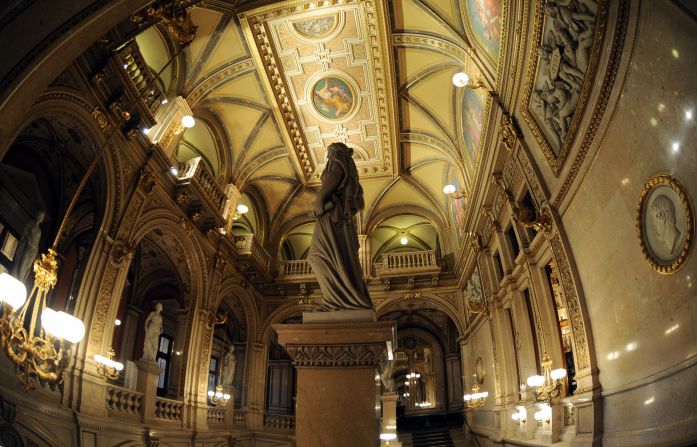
<box><xmin>277</xmin><ymin>259</ymin><xmax>313</xmax><ymax>280</ymax></box>
<box><xmin>207</xmin><ymin>407</ymin><xmax>226</xmax><ymax>424</ymax></box>
<box><xmin>177</xmin><ymin>157</ymin><xmax>227</xmax><ymax>215</ymax></box>
<box><xmin>375</xmin><ymin>250</ymin><xmax>440</xmax><ymax>276</ymax></box>
<box><xmin>106</xmin><ymin>386</ymin><xmax>143</xmax><ymax>417</ymax></box>
<box><xmin>114</xmin><ymin>39</ymin><xmax>165</xmax><ymax>117</ymax></box>
<box><xmin>234</xmin><ymin>409</ymin><xmax>246</xmax><ymax>425</ymax></box>
<box><xmin>155</xmin><ymin>396</ymin><xmax>184</xmax><ymax>421</ymax></box>
<box><xmin>264</xmin><ymin>412</ymin><xmax>295</xmax><ymax>430</ymax></box>
<box><xmin>234</xmin><ymin>234</ymin><xmax>272</xmax><ymax>271</ymax></box>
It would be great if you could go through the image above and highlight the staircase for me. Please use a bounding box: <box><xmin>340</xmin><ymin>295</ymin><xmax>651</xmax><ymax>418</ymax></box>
<box><xmin>411</xmin><ymin>430</ymin><xmax>454</xmax><ymax>447</ymax></box>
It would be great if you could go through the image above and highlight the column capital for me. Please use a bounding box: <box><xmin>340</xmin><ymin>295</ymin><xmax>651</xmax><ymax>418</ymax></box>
<box><xmin>274</xmin><ymin>320</ymin><xmax>395</xmax><ymax>368</ymax></box>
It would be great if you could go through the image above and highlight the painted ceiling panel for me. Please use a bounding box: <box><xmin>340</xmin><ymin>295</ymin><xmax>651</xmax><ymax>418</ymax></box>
<box><xmin>253</xmin><ymin>180</ymin><xmax>294</xmax><ymax>222</ymax></box>
<box><xmin>207</xmin><ymin>71</ymin><xmax>268</xmax><ymax>106</ymax></box>
<box><xmin>395</xmin><ymin>48</ymin><xmax>450</xmax><ymax>86</ymax></box>
<box><xmin>197</xmin><ymin>20</ymin><xmax>249</xmax><ymax>81</ymax></box>
<box><xmin>392</xmin><ymin>0</ymin><xmax>463</xmax><ymax>43</ymax></box>
<box><xmin>420</xmin><ymin>0</ymin><xmax>464</xmax><ymax>32</ymax></box>
<box><xmin>186</xmin><ymin>8</ymin><xmax>224</xmax><ymax>76</ymax></box>
<box><xmin>236</xmin><ymin>116</ymin><xmax>284</xmax><ymax>170</ymax></box>
<box><xmin>400</xmin><ymin>98</ymin><xmax>453</xmax><ymax>146</ymax></box>
<box><xmin>240</xmin><ymin>0</ymin><xmax>399</xmax><ymax>183</ymax></box>
<box><xmin>246</xmin><ymin>157</ymin><xmax>294</xmax><ymax>182</ymax></box>
<box><xmin>412</xmin><ymin>159</ymin><xmax>450</xmax><ymax>207</ymax></box>
<box><xmin>208</xmin><ymin>102</ymin><xmax>265</xmax><ymax>156</ymax></box>
<box><xmin>279</xmin><ymin>191</ymin><xmax>315</xmax><ymax>226</ymax></box>
<box><xmin>375</xmin><ymin>179</ymin><xmax>432</xmax><ymax>211</ymax></box>
<box><xmin>405</xmin><ymin>67</ymin><xmax>458</xmax><ymax>138</ymax></box>
<box><xmin>404</xmin><ymin>142</ymin><xmax>452</xmax><ymax>166</ymax></box>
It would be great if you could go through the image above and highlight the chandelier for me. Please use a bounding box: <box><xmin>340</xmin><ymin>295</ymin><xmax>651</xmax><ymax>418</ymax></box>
<box><xmin>463</xmin><ymin>383</ymin><xmax>488</xmax><ymax>409</ymax></box>
<box><xmin>0</xmin><ymin>252</ymin><xmax>85</xmax><ymax>390</ymax></box>
<box><xmin>526</xmin><ymin>352</ymin><xmax>567</xmax><ymax>402</ymax></box>
<box><xmin>207</xmin><ymin>384</ymin><xmax>231</xmax><ymax>406</ymax></box>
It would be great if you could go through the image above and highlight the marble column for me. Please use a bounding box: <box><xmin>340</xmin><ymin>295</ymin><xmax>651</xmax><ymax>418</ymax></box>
<box><xmin>380</xmin><ymin>393</ymin><xmax>401</xmax><ymax>446</ymax></box>
<box><xmin>274</xmin><ymin>319</ymin><xmax>394</xmax><ymax>447</ymax></box>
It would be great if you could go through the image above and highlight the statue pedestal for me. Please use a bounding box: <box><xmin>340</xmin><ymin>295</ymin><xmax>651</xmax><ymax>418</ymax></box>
<box><xmin>135</xmin><ymin>360</ymin><xmax>162</xmax><ymax>423</ymax></box>
<box><xmin>273</xmin><ymin>319</ymin><xmax>395</xmax><ymax>447</ymax></box>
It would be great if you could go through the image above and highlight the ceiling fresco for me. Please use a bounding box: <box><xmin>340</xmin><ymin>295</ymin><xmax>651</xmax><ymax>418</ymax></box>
<box><xmin>135</xmin><ymin>0</ymin><xmax>505</xmax><ymax>264</ymax></box>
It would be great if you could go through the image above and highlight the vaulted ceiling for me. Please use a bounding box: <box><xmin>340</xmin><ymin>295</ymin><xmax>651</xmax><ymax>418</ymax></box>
<box><xmin>137</xmin><ymin>0</ymin><xmax>503</xmax><ymax>264</ymax></box>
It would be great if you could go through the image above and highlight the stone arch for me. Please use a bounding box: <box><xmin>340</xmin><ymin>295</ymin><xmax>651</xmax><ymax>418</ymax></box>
<box><xmin>21</xmin><ymin>90</ymin><xmax>123</xmax><ymax>238</ymax></box>
<box><xmin>129</xmin><ymin>210</ymin><xmax>208</xmax><ymax>306</ymax></box>
<box><xmin>215</xmin><ymin>279</ymin><xmax>260</xmax><ymax>341</ymax></box>
<box><xmin>376</xmin><ymin>293</ymin><xmax>466</xmax><ymax>339</ymax></box>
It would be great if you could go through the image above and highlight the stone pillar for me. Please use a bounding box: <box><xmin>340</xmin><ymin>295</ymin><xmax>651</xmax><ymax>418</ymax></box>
<box><xmin>119</xmin><ymin>304</ymin><xmax>142</xmax><ymax>361</ymax></box>
<box><xmin>274</xmin><ymin>318</ymin><xmax>394</xmax><ymax>447</ymax></box>
<box><xmin>136</xmin><ymin>360</ymin><xmax>162</xmax><ymax>423</ymax></box>
<box><xmin>380</xmin><ymin>393</ymin><xmax>402</xmax><ymax>446</ymax></box>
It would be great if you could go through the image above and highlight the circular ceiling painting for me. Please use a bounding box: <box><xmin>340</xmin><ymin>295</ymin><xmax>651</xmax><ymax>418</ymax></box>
<box><xmin>311</xmin><ymin>75</ymin><xmax>356</xmax><ymax>120</ymax></box>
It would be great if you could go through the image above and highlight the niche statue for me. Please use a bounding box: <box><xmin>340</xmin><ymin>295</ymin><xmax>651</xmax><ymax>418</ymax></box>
<box><xmin>13</xmin><ymin>211</ymin><xmax>45</xmax><ymax>283</ymax></box>
<box><xmin>221</xmin><ymin>345</ymin><xmax>237</xmax><ymax>387</ymax></box>
<box><xmin>141</xmin><ymin>303</ymin><xmax>163</xmax><ymax>362</ymax></box>
<box><xmin>308</xmin><ymin>143</ymin><xmax>372</xmax><ymax>311</ymax></box>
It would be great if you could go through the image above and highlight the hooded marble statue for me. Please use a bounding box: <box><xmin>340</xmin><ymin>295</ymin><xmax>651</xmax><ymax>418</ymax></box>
<box><xmin>308</xmin><ymin>142</ymin><xmax>372</xmax><ymax>311</ymax></box>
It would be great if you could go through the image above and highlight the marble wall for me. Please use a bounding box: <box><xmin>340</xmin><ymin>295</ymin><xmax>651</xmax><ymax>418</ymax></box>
<box><xmin>560</xmin><ymin>2</ymin><xmax>697</xmax><ymax>445</ymax></box>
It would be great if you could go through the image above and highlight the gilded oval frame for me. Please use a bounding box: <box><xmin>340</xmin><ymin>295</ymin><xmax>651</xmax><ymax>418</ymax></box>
<box><xmin>636</xmin><ymin>174</ymin><xmax>693</xmax><ymax>274</ymax></box>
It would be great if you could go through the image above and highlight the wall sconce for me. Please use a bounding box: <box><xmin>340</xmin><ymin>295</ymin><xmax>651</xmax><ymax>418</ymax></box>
<box><xmin>232</xmin><ymin>204</ymin><xmax>249</xmax><ymax>221</ymax></box>
<box><xmin>526</xmin><ymin>352</ymin><xmax>566</xmax><ymax>402</ymax></box>
<box><xmin>463</xmin><ymin>383</ymin><xmax>488</xmax><ymax>409</ymax></box>
<box><xmin>94</xmin><ymin>346</ymin><xmax>124</xmax><ymax>380</ymax></box>
<box><xmin>452</xmin><ymin>72</ymin><xmax>486</xmax><ymax>90</ymax></box>
<box><xmin>443</xmin><ymin>184</ymin><xmax>467</xmax><ymax>200</ymax></box>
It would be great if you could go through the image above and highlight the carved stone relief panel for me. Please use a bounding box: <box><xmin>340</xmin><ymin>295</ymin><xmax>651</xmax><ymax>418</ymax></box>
<box><xmin>521</xmin><ymin>0</ymin><xmax>607</xmax><ymax>175</ymax></box>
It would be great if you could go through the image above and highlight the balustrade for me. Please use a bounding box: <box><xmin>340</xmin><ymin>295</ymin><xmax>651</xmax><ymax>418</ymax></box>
<box><xmin>114</xmin><ymin>40</ymin><xmax>165</xmax><ymax>119</ymax></box>
<box><xmin>376</xmin><ymin>250</ymin><xmax>440</xmax><ymax>276</ymax></box>
<box><xmin>277</xmin><ymin>259</ymin><xmax>313</xmax><ymax>280</ymax></box>
<box><xmin>155</xmin><ymin>396</ymin><xmax>184</xmax><ymax>421</ymax></box>
<box><xmin>234</xmin><ymin>234</ymin><xmax>272</xmax><ymax>271</ymax></box>
<box><xmin>264</xmin><ymin>412</ymin><xmax>296</xmax><ymax>430</ymax></box>
<box><xmin>207</xmin><ymin>407</ymin><xmax>226</xmax><ymax>424</ymax></box>
<box><xmin>177</xmin><ymin>157</ymin><xmax>227</xmax><ymax>215</ymax></box>
<box><xmin>106</xmin><ymin>386</ymin><xmax>143</xmax><ymax>417</ymax></box>
<box><xmin>234</xmin><ymin>409</ymin><xmax>246</xmax><ymax>425</ymax></box>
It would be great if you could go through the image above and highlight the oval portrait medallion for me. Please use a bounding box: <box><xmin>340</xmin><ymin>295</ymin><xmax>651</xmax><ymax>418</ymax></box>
<box><xmin>637</xmin><ymin>174</ymin><xmax>693</xmax><ymax>274</ymax></box>
<box><xmin>311</xmin><ymin>76</ymin><xmax>356</xmax><ymax>121</ymax></box>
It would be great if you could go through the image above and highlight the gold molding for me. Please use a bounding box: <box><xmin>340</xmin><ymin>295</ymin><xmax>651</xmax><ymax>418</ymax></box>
<box><xmin>520</xmin><ymin>0</ymin><xmax>608</xmax><ymax>177</ymax></box>
<box><xmin>636</xmin><ymin>174</ymin><xmax>694</xmax><ymax>275</ymax></box>
<box><xmin>239</xmin><ymin>0</ymin><xmax>398</xmax><ymax>184</ymax></box>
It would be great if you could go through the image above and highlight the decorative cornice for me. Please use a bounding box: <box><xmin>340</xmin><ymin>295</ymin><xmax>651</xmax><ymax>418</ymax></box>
<box><xmin>285</xmin><ymin>343</ymin><xmax>386</xmax><ymax>367</ymax></box>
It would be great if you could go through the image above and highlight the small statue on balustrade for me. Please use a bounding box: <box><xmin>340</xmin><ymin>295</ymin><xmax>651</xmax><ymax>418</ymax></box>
<box><xmin>141</xmin><ymin>302</ymin><xmax>163</xmax><ymax>362</ymax></box>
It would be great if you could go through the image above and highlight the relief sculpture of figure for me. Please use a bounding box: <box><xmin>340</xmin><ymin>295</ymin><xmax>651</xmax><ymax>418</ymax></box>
<box><xmin>308</xmin><ymin>142</ymin><xmax>372</xmax><ymax>311</ymax></box>
<box><xmin>141</xmin><ymin>303</ymin><xmax>163</xmax><ymax>362</ymax></box>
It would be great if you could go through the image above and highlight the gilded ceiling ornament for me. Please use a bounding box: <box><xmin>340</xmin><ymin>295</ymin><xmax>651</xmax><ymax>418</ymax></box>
<box><xmin>636</xmin><ymin>174</ymin><xmax>693</xmax><ymax>274</ymax></box>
